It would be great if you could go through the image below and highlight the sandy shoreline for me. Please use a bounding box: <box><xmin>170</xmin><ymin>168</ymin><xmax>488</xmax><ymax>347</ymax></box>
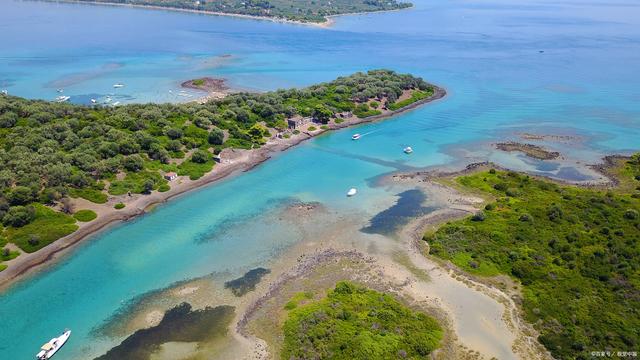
<box><xmin>0</xmin><ymin>85</ymin><xmax>446</xmax><ymax>291</ymax></box>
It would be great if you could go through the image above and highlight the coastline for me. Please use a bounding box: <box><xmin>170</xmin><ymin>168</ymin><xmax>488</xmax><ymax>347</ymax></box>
<box><xmin>0</xmin><ymin>85</ymin><xmax>447</xmax><ymax>291</ymax></box>
<box><xmin>45</xmin><ymin>0</ymin><xmax>339</xmax><ymax>28</ymax></box>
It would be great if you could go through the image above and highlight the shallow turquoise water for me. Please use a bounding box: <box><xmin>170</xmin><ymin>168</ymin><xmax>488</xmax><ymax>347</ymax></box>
<box><xmin>1</xmin><ymin>0</ymin><xmax>640</xmax><ymax>358</ymax></box>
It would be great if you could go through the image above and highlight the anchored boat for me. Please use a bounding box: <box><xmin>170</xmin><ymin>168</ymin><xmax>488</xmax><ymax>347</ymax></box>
<box><xmin>403</xmin><ymin>146</ymin><xmax>413</xmax><ymax>154</ymax></box>
<box><xmin>55</xmin><ymin>95</ymin><xmax>70</xmax><ymax>102</ymax></box>
<box><xmin>347</xmin><ymin>188</ymin><xmax>357</xmax><ymax>197</ymax></box>
<box><xmin>36</xmin><ymin>329</ymin><xmax>71</xmax><ymax>359</ymax></box>
<box><xmin>113</xmin><ymin>83</ymin><xmax>124</xmax><ymax>88</ymax></box>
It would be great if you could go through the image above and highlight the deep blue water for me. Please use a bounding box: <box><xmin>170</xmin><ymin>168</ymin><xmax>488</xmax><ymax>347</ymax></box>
<box><xmin>1</xmin><ymin>0</ymin><xmax>639</xmax><ymax>358</ymax></box>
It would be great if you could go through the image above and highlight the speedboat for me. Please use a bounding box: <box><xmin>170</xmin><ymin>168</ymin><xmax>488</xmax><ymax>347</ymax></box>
<box><xmin>55</xmin><ymin>95</ymin><xmax>70</xmax><ymax>102</ymax></box>
<box><xmin>352</xmin><ymin>133</ymin><xmax>361</xmax><ymax>140</ymax></box>
<box><xmin>403</xmin><ymin>146</ymin><xmax>413</xmax><ymax>154</ymax></box>
<box><xmin>36</xmin><ymin>329</ymin><xmax>71</xmax><ymax>359</ymax></box>
<box><xmin>347</xmin><ymin>188</ymin><xmax>357</xmax><ymax>197</ymax></box>
<box><xmin>113</xmin><ymin>83</ymin><xmax>124</xmax><ymax>88</ymax></box>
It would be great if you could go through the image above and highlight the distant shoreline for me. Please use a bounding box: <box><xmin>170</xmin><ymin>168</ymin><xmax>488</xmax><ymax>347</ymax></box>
<box><xmin>0</xmin><ymin>85</ymin><xmax>446</xmax><ymax>291</ymax></box>
<box><xmin>43</xmin><ymin>0</ymin><xmax>415</xmax><ymax>27</ymax></box>
<box><xmin>44</xmin><ymin>0</ymin><xmax>337</xmax><ymax>27</ymax></box>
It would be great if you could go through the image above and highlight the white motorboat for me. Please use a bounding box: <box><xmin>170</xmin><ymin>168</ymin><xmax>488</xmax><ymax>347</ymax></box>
<box><xmin>347</xmin><ymin>188</ymin><xmax>357</xmax><ymax>197</ymax></box>
<box><xmin>56</xmin><ymin>88</ymin><xmax>64</xmax><ymax>93</ymax></box>
<box><xmin>351</xmin><ymin>133</ymin><xmax>361</xmax><ymax>140</ymax></box>
<box><xmin>1</xmin><ymin>89</ymin><xmax>7</xmax><ymax>95</ymax></box>
<box><xmin>403</xmin><ymin>146</ymin><xmax>413</xmax><ymax>154</ymax></box>
<box><xmin>55</xmin><ymin>95</ymin><xmax>70</xmax><ymax>102</ymax></box>
<box><xmin>90</xmin><ymin>98</ymin><xmax>97</xmax><ymax>104</ymax></box>
<box><xmin>113</xmin><ymin>83</ymin><xmax>124</xmax><ymax>88</ymax></box>
<box><xmin>36</xmin><ymin>329</ymin><xmax>71</xmax><ymax>359</ymax></box>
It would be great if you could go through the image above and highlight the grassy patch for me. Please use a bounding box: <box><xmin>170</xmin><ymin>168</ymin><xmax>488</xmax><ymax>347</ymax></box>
<box><xmin>425</xmin><ymin>167</ymin><xmax>640</xmax><ymax>359</ymax></box>
<box><xmin>353</xmin><ymin>109</ymin><xmax>382</xmax><ymax>118</ymax></box>
<box><xmin>177</xmin><ymin>159</ymin><xmax>214</xmax><ymax>180</ymax></box>
<box><xmin>68</xmin><ymin>187</ymin><xmax>108</xmax><ymax>204</ymax></box>
<box><xmin>108</xmin><ymin>170</ymin><xmax>167</xmax><ymax>195</ymax></box>
<box><xmin>5</xmin><ymin>204</ymin><xmax>78</xmax><ymax>253</ymax></box>
<box><xmin>73</xmin><ymin>209</ymin><xmax>97</xmax><ymax>222</ymax></box>
<box><xmin>388</xmin><ymin>88</ymin><xmax>433</xmax><ymax>111</ymax></box>
<box><xmin>1</xmin><ymin>249</ymin><xmax>20</xmax><ymax>262</ymax></box>
<box><xmin>282</xmin><ymin>281</ymin><xmax>442</xmax><ymax>359</ymax></box>
<box><xmin>114</xmin><ymin>203</ymin><xmax>125</xmax><ymax>210</ymax></box>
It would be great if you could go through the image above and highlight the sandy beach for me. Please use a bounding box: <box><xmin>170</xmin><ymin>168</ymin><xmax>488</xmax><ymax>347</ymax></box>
<box><xmin>0</xmin><ymin>85</ymin><xmax>446</xmax><ymax>290</ymax></box>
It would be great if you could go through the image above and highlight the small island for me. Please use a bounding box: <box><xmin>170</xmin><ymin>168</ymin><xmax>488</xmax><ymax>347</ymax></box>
<box><xmin>64</xmin><ymin>0</ymin><xmax>413</xmax><ymax>24</ymax></box>
<box><xmin>496</xmin><ymin>141</ymin><xmax>560</xmax><ymax>160</ymax></box>
<box><xmin>0</xmin><ymin>70</ymin><xmax>444</xmax><ymax>284</ymax></box>
<box><xmin>181</xmin><ymin>77</ymin><xmax>228</xmax><ymax>92</ymax></box>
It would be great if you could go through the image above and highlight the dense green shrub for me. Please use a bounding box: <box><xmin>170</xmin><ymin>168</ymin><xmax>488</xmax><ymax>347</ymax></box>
<box><xmin>282</xmin><ymin>281</ymin><xmax>442</xmax><ymax>359</ymax></box>
<box><xmin>73</xmin><ymin>209</ymin><xmax>97</xmax><ymax>222</ymax></box>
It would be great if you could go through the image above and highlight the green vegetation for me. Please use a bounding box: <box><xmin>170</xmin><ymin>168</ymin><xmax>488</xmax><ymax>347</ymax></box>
<box><xmin>353</xmin><ymin>103</ymin><xmax>382</xmax><ymax>118</ymax></box>
<box><xmin>387</xmin><ymin>89</ymin><xmax>433</xmax><ymax>111</ymax></box>
<box><xmin>425</xmin><ymin>159</ymin><xmax>640</xmax><ymax>359</ymax></box>
<box><xmin>191</xmin><ymin>78</ymin><xmax>206</xmax><ymax>87</ymax></box>
<box><xmin>177</xmin><ymin>152</ymin><xmax>214</xmax><ymax>180</ymax></box>
<box><xmin>0</xmin><ymin>70</ymin><xmax>431</xmax><ymax>257</ymax></box>
<box><xmin>282</xmin><ymin>281</ymin><xmax>442</xmax><ymax>359</ymax></box>
<box><xmin>73</xmin><ymin>209</ymin><xmax>97</xmax><ymax>222</ymax></box>
<box><xmin>73</xmin><ymin>0</ymin><xmax>412</xmax><ymax>23</ymax></box>
<box><xmin>4</xmin><ymin>204</ymin><xmax>77</xmax><ymax>253</ymax></box>
<box><xmin>108</xmin><ymin>170</ymin><xmax>167</xmax><ymax>195</ymax></box>
<box><xmin>68</xmin><ymin>187</ymin><xmax>108</xmax><ymax>204</ymax></box>
<box><xmin>0</xmin><ymin>246</ymin><xmax>20</xmax><ymax>271</ymax></box>
<box><xmin>114</xmin><ymin>203</ymin><xmax>125</xmax><ymax>210</ymax></box>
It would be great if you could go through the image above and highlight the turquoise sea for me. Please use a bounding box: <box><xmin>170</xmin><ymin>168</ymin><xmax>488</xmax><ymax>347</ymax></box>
<box><xmin>1</xmin><ymin>0</ymin><xmax>639</xmax><ymax>358</ymax></box>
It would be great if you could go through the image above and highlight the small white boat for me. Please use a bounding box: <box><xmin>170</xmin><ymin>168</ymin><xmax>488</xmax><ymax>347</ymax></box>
<box><xmin>403</xmin><ymin>146</ymin><xmax>413</xmax><ymax>154</ymax></box>
<box><xmin>36</xmin><ymin>329</ymin><xmax>71</xmax><ymax>359</ymax></box>
<box><xmin>56</xmin><ymin>88</ymin><xmax>64</xmax><ymax>93</ymax></box>
<box><xmin>1</xmin><ymin>89</ymin><xmax>7</xmax><ymax>95</ymax></box>
<box><xmin>347</xmin><ymin>188</ymin><xmax>357</xmax><ymax>197</ymax></box>
<box><xmin>90</xmin><ymin>98</ymin><xmax>97</xmax><ymax>104</ymax></box>
<box><xmin>113</xmin><ymin>83</ymin><xmax>125</xmax><ymax>88</ymax></box>
<box><xmin>55</xmin><ymin>95</ymin><xmax>70</xmax><ymax>102</ymax></box>
<box><xmin>351</xmin><ymin>133</ymin><xmax>361</xmax><ymax>140</ymax></box>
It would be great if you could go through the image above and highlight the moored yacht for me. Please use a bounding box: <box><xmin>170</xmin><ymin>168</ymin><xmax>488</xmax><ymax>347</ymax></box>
<box><xmin>347</xmin><ymin>188</ymin><xmax>357</xmax><ymax>197</ymax></box>
<box><xmin>113</xmin><ymin>83</ymin><xmax>124</xmax><ymax>88</ymax></box>
<box><xmin>55</xmin><ymin>95</ymin><xmax>70</xmax><ymax>102</ymax></box>
<box><xmin>36</xmin><ymin>329</ymin><xmax>71</xmax><ymax>359</ymax></box>
<box><xmin>403</xmin><ymin>146</ymin><xmax>413</xmax><ymax>154</ymax></box>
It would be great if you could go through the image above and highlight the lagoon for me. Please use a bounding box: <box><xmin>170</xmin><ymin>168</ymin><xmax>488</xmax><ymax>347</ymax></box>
<box><xmin>1</xmin><ymin>0</ymin><xmax>639</xmax><ymax>358</ymax></box>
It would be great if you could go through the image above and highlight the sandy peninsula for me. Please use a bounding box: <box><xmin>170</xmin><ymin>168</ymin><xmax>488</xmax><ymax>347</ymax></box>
<box><xmin>0</xmin><ymin>85</ymin><xmax>446</xmax><ymax>290</ymax></box>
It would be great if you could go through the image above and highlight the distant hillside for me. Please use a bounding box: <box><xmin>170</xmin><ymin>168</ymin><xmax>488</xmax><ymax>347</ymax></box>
<box><xmin>68</xmin><ymin>0</ymin><xmax>413</xmax><ymax>23</ymax></box>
